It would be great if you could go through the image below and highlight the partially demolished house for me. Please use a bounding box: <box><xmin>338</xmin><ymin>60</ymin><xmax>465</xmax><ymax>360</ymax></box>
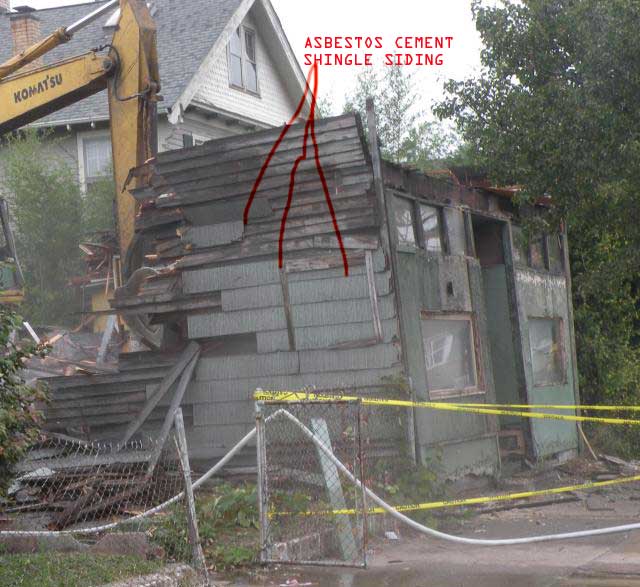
<box><xmin>41</xmin><ymin>110</ymin><xmax>580</xmax><ymax>477</ymax></box>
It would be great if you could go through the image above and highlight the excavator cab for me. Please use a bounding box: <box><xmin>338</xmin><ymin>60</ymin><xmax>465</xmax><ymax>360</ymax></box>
<box><xmin>0</xmin><ymin>198</ymin><xmax>24</xmax><ymax>305</ymax></box>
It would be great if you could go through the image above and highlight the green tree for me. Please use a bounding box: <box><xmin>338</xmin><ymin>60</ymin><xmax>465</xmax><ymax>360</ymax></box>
<box><xmin>435</xmin><ymin>0</ymin><xmax>640</xmax><ymax>408</ymax></box>
<box><xmin>1</xmin><ymin>131</ymin><xmax>84</xmax><ymax>325</ymax></box>
<box><xmin>0</xmin><ymin>308</ymin><xmax>48</xmax><ymax>493</ymax></box>
<box><xmin>344</xmin><ymin>66</ymin><xmax>459</xmax><ymax>168</ymax></box>
<box><xmin>83</xmin><ymin>170</ymin><xmax>116</xmax><ymax>234</ymax></box>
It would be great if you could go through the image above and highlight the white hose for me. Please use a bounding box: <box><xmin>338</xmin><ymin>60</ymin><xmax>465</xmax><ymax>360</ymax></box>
<box><xmin>276</xmin><ymin>409</ymin><xmax>640</xmax><ymax>546</ymax></box>
<box><xmin>5</xmin><ymin>407</ymin><xmax>640</xmax><ymax>546</ymax></box>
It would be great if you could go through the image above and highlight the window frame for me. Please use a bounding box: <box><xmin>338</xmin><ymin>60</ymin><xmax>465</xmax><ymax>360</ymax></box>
<box><xmin>420</xmin><ymin>310</ymin><xmax>484</xmax><ymax>399</ymax></box>
<box><xmin>77</xmin><ymin>130</ymin><xmax>112</xmax><ymax>195</ymax></box>
<box><xmin>227</xmin><ymin>25</ymin><xmax>260</xmax><ymax>96</ymax></box>
<box><xmin>393</xmin><ymin>194</ymin><xmax>448</xmax><ymax>254</ymax></box>
<box><xmin>528</xmin><ymin>316</ymin><xmax>566</xmax><ymax>387</ymax></box>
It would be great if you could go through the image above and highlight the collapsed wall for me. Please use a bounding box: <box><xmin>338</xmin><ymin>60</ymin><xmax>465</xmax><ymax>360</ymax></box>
<box><xmin>42</xmin><ymin>113</ymin><xmax>407</xmax><ymax>463</ymax></box>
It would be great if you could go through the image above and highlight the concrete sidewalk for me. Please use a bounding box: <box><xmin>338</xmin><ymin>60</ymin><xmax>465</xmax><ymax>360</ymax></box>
<box><xmin>225</xmin><ymin>493</ymin><xmax>640</xmax><ymax>586</ymax></box>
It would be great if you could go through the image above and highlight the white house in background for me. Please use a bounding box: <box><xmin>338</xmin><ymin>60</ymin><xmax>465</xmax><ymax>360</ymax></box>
<box><xmin>0</xmin><ymin>0</ymin><xmax>308</xmax><ymax>193</ymax></box>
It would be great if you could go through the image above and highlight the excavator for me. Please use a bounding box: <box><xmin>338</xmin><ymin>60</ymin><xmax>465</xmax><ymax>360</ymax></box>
<box><xmin>0</xmin><ymin>0</ymin><xmax>160</xmax><ymax>306</ymax></box>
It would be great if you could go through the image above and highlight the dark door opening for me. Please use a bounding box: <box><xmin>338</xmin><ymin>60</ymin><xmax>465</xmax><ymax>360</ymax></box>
<box><xmin>471</xmin><ymin>215</ymin><xmax>530</xmax><ymax>460</ymax></box>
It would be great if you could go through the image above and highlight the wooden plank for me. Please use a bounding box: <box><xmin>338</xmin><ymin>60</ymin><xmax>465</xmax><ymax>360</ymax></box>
<box><xmin>156</xmin><ymin>138</ymin><xmax>364</xmax><ymax>188</ymax></box>
<box><xmin>119</xmin><ymin>342</ymin><xmax>200</xmax><ymax>446</ymax></box>
<box><xmin>146</xmin><ymin>352</ymin><xmax>200</xmax><ymax>475</ymax></box>
<box><xmin>173</xmin><ymin>408</ymin><xmax>208</xmax><ymax>577</ymax></box>
<box><xmin>366</xmin><ymin>251</ymin><xmax>383</xmax><ymax>342</ymax></box>
<box><xmin>156</xmin><ymin>164</ymin><xmax>372</xmax><ymax>209</ymax></box>
<box><xmin>279</xmin><ymin>269</ymin><xmax>295</xmax><ymax>351</ymax></box>
<box><xmin>157</xmin><ymin>115</ymin><xmax>358</xmax><ymax>166</ymax></box>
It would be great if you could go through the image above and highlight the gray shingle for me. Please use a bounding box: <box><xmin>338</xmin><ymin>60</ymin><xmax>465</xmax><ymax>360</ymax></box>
<box><xmin>0</xmin><ymin>0</ymin><xmax>244</xmax><ymax>125</ymax></box>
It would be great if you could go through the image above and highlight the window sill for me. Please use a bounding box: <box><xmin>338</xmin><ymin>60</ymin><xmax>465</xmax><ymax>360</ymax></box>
<box><xmin>229</xmin><ymin>83</ymin><xmax>261</xmax><ymax>99</ymax></box>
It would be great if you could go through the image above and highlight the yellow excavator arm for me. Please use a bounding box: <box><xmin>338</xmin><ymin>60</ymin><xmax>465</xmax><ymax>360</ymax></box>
<box><xmin>0</xmin><ymin>0</ymin><xmax>160</xmax><ymax>260</ymax></box>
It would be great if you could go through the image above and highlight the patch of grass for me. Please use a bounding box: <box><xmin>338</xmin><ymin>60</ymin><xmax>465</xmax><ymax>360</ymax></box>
<box><xmin>0</xmin><ymin>552</ymin><xmax>163</xmax><ymax>587</ymax></box>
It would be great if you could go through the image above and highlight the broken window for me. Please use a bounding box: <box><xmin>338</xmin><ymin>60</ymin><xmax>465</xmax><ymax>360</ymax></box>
<box><xmin>511</xmin><ymin>225</ymin><xmax>528</xmax><ymax>266</ymax></box>
<box><xmin>420</xmin><ymin>204</ymin><xmax>443</xmax><ymax>252</ymax></box>
<box><xmin>421</xmin><ymin>315</ymin><xmax>478</xmax><ymax>396</ymax></box>
<box><xmin>529</xmin><ymin>317</ymin><xmax>564</xmax><ymax>386</ymax></box>
<box><xmin>529</xmin><ymin>236</ymin><xmax>546</xmax><ymax>270</ymax></box>
<box><xmin>394</xmin><ymin>197</ymin><xmax>416</xmax><ymax>247</ymax></box>
<box><xmin>547</xmin><ymin>234</ymin><xmax>564</xmax><ymax>273</ymax></box>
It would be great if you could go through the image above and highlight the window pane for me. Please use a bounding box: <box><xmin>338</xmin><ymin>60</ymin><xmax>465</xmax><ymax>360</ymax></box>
<box><xmin>84</xmin><ymin>137</ymin><xmax>112</xmax><ymax>181</ymax></box>
<box><xmin>530</xmin><ymin>237</ymin><xmax>546</xmax><ymax>270</ymax></box>
<box><xmin>547</xmin><ymin>234</ymin><xmax>564</xmax><ymax>273</ymax></box>
<box><xmin>394</xmin><ymin>198</ymin><xmax>416</xmax><ymax>246</ymax></box>
<box><xmin>511</xmin><ymin>226</ymin><xmax>528</xmax><ymax>266</ymax></box>
<box><xmin>230</xmin><ymin>27</ymin><xmax>242</xmax><ymax>56</ymax></box>
<box><xmin>244</xmin><ymin>29</ymin><xmax>256</xmax><ymax>62</ymax></box>
<box><xmin>229</xmin><ymin>54</ymin><xmax>243</xmax><ymax>87</ymax></box>
<box><xmin>420</xmin><ymin>204</ymin><xmax>442</xmax><ymax>252</ymax></box>
<box><xmin>529</xmin><ymin>318</ymin><xmax>564</xmax><ymax>386</ymax></box>
<box><xmin>245</xmin><ymin>61</ymin><xmax>258</xmax><ymax>92</ymax></box>
<box><xmin>422</xmin><ymin>318</ymin><xmax>477</xmax><ymax>392</ymax></box>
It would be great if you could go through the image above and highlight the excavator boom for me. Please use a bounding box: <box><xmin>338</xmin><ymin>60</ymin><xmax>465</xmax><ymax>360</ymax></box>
<box><xmin>0</xmin><ymin>0</ymin><xmax>160</xmax><ymax>284</ymax></box>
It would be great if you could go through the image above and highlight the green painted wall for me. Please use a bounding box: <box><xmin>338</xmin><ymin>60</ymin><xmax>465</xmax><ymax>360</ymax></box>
<box><xmin>513</xmin><ymin>269</ymin><xmax>579</xmax><ymax>457</ymax></box>
<box><xmin>394</xmin><ymin>247</ymin><xmax>500</xmax><ymax>478</ymax></box>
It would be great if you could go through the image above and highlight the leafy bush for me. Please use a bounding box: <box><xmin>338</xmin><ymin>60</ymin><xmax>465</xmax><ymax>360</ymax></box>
<box><xmin>148</xmin><ymin>483</ymin><xmax>259</xmax><ymax>570</ymax></box>
<box><xmin>0</xmin><ymin>308</ymin><xmax>48</xmax><ymax>493</ymax></box>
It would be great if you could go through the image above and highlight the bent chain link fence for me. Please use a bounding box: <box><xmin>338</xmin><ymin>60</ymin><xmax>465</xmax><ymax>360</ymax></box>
<box><xmin>1</xmin><ymin>433</ymin><xmax>201</xmax><ymax>578</ymax></box>
<box><xmin>257</xmin><ymin>396</ymin><xmax>422</xmax><ymax>567</ymax></box>
<box><xmin>257</xmin><ymin>400</ymin><xmax>368</xmax><ymax>567</ymax></box>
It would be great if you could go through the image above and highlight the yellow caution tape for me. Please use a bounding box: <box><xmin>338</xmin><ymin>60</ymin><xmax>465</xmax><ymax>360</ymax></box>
<box><xmin>269</xmin><ymin>472</ymin><xmax>640</xmax><ymax>517</ymax></box>
<box><xmin>457</xmin><ymin>403</ymin><xmax>640</xmax><ymax>411</ymax></box>
<box><xmin>254</xmin><ymin>391</ymin><xmax>640</xmax><ymax>426</ymax></box>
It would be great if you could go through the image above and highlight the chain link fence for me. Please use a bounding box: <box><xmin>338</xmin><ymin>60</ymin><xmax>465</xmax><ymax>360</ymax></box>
<box><xmin>257</xmin><ymin>400</ymin><xmax>368</xmax><ymax>567</ymax></box>
<box><xmin>1</xmin><ymin>428</ymin><xmax>208</xmax><ymax>584</ymax></box>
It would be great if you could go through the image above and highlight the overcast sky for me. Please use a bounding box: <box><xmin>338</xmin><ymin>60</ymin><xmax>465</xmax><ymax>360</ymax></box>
<box><xmin>11</xmin><ymin>0</ymin><xmax>484</xmax><ymax>115</ymax></box>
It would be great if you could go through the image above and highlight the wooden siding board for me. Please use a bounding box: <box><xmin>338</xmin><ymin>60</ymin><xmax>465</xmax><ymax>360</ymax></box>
<box><xmin>221</xmin><ymin>284</ymin><xmax>284</xmax><ymax>312</ymax></box>
<box><xmin>187</xmin><ymin>307</ymin><xmax>287</xmax><ymax>338</ymax></box>
<box><xmin>298</xmin><ymin>344</ymin><xmax>400</xmax><ymax>373</ymax></box>
<box><xmin>183</xmin><ymin>260</ymin><xmax>280</xmax><ymax>294</ymax></box>
<box><xmin>192</xmin><ymin>401</ymin><xmax>254</xmax><ymax>426</ymax></box>
<box><xmin>256</xmin><ymin>330</ymin><xmax>291</xmax><ymax>354</ymax></box>
<box><xmin>196</xmin><ymin>352</ymin><xmax>300</xmax><ymax>380</ymax></box>
<box><xmin>291</xmin><ymin>296</ymin><xmax>395</xmax><ymax>328</ymax></box>
<box><xmin>175</xmin><ymin>367</ymin><xmax>401</xmax><ymax>406</ymax></box>
<box><xmin>190</xmin><ymin>222</ymin><xmax>244</xmax><ymax>247</ymax></box>
<box><xmin>288</xmin><ymin>273</ymin><xmax>391</xmax><ymax>304</ymax></box>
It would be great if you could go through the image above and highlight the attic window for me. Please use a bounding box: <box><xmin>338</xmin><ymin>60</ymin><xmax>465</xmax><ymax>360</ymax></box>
<box><xmin>228</xmin><ymin>26</ymin><xmax>258</xmax><ymax>94</ymax></box>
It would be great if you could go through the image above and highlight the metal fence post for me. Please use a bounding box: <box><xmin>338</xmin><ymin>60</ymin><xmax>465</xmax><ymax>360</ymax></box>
<box><xmin>255</xmin><ymin>399</ymin><xmax>269</xmax><ymax>564</ymax></box>
<box><xmin>173</xmin><ymin>407</ymin><xmax>209</xmax><ymax>583</ymax></box>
